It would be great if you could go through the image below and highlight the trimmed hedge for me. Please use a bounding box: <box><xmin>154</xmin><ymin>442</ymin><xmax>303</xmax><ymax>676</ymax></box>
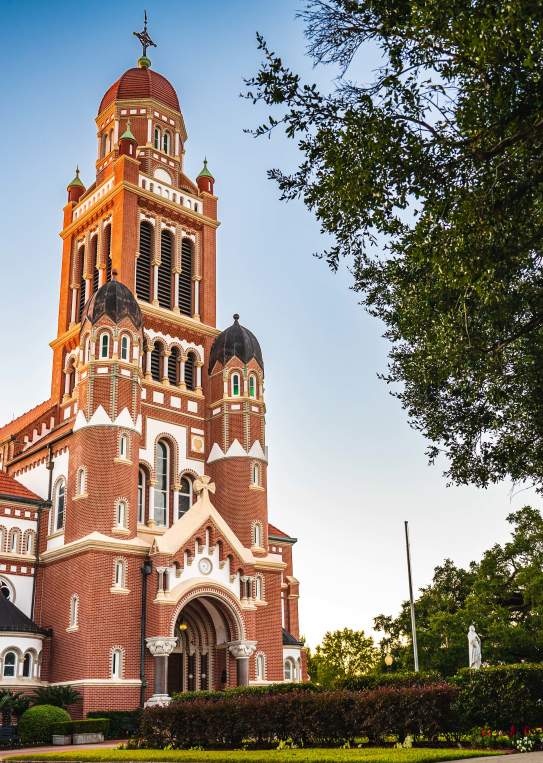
<box><xmin>51</xmin><ymin>719</ymin><xmax>110</xmax><ymax>736</ymax></box>
<box><xmin>87</xmin><ymin>710</ymin><xmax>140</xmax><ymax>739</ymax></box>
<box><xmin>18</xmin><ymin>705</ymin><xmax>71</xmax><ymax>745</ymax></box>
<box><xmin>339</xmin><ymin>672</ymin><xmax>442</xmax><ymax>692</ymax></box>
<box><xmin>170</xmin><ymin>682</ymin><xmax>320</xmax><ymax>703</ymax></box>
<box><xmin>139</xmin><ymin>685</ymin><xmax>459</xmax><ymax>748</ymax></box>
<box><xmin>453</xmin><ymin>664</ymin><xmax>543</xmax><ymax>729</ymax></box>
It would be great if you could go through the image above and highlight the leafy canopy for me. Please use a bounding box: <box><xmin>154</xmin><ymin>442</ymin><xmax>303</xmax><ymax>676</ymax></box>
<box><xmin>308</xmin><ymin>627</ymin><xmax>379</xmax><ymax>686</ymax></box>
<box><xmin>375</xmin><ymin>506</ymin><xmax>543</xmax><ymax>675</ymax></box>
<box><xmin>245</xmin><ymin>0</ymin><xmax>543</xmax><ymax>489</ymax></box>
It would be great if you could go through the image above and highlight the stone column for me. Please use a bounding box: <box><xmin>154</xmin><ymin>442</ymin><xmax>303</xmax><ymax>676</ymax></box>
<box><xmin>228</xmin><ymin>641</ymin><xmax>257</xmax><ymax>687</ymax></box>
<box><xmin>145</xmin><ymin>636</ymin><xmax>178</xmax><ymax>706</ymax></box>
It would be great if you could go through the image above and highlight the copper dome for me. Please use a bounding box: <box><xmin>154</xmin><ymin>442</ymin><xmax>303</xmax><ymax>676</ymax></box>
<box><xmin>81</xmin><ymin>280</ymin><xmax>142</xmax><ymax>329</ymax></box>
<box><xmin>208</xmin><ymin>314</ymin><xmax>263</xmax><ymax>373</ymax></box>
<box><xmin>98</xmin><ymin>67</ymin><xmax>180</xmax><ymax>114</ymax></box>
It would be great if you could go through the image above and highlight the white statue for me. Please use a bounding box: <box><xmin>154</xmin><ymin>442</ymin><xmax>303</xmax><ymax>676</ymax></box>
<box><xmin>468</xmin><ymin>625</ymin><xmax>482</xmax><ymax>669</ymax></box>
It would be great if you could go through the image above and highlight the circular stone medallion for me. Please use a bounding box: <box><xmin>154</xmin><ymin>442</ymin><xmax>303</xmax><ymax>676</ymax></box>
<box><xmin>198</xmin><ymin>557</ymin><xmax>213</xmax><ymax>575</ymax></box>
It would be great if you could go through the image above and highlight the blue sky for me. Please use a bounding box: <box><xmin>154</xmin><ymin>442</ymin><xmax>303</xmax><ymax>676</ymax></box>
<box><xmin>0</xmin><ymin>0</ymin><xmax>536</xmax><ymax>651</ymax></box>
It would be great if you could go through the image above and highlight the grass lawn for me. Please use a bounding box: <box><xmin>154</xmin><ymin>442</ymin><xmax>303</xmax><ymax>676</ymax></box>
<box><xmin>6</xmin><ymin>748</ymin><xmax>505</xmax><ymax>762</ymax></box>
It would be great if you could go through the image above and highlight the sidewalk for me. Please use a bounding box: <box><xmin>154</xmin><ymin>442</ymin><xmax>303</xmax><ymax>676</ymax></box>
<box><xmin>453</xmin><ymin>755</ymin><xmax>543</xmax><ymax>762</ymax></box>
<box><xmin>0</xmin><ymin>740</ymin><xmax>121</xmax><ymax>762</ymax></box>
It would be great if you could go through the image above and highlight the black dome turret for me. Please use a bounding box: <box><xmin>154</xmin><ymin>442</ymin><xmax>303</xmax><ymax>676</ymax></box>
<box><xmin>81</xmin><ymin>280</ymin><xmax>142</xmax><ymax>329</ymax></box>
<box><xmin>208</xmin><ymin>314</ymin><xmax>263</xmax><ymax>373</ymax></box>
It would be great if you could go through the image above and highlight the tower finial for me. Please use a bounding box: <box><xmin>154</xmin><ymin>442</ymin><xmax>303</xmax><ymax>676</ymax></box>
<box><xmin>133</xmin><ymin>9</ymin><xmax>156</xmax><ymax>68</ymax></box>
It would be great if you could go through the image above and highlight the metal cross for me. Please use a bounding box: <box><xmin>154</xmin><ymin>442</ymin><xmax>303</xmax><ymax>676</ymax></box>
<box><xmin>133</xmin><ymin>10</ymin><xmax>157</xmax><ymax>57</ymax></box>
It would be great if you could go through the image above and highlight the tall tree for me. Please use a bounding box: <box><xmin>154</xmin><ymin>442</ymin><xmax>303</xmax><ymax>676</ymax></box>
<box><xmin>245</xmin><ymin>1</ymin><xmax>543</xmax><ymax>489</ymax></box>
<box><xmin>309</xmin><ymin>627</ymin><xmax>379</xmax><ymax>686</ymax></box>
<box><xmin>375</xmin><ymin>506</ymin><xmax>543</xmax><ymax>675</ymax></box>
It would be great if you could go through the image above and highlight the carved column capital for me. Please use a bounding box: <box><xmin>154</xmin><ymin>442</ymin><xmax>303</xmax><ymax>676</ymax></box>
<box><xmin>227</xmin><ymin>640</ymin><xmax>257</xmax><ymax>660</ymax></box>
<box><xmin>146</xmin><ymin>636</ymin><xmax>178</xmax><ymax>656</ymax></box>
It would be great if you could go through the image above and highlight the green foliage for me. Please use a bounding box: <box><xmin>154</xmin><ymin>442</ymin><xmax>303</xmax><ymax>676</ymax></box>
<box><xmin>453</xmin><ymin>664</ymin><xmax>543</xmax><ymax>729</ymax></box>
<box><xmin>338</xmin><ymin>672</ymin><xmax>441</xmax><ymax>691</ymax></box>
<box><xmin>308</xmin><ymin>628</ymin><xmax>379</xmax><ymax>687</ymax></box>
<box><xmin>139</xmin><ymin>686</ymin><xmax>458</xmax><ymax>749</ymax></box>
<box><xmin>0</xmin><ymin>690</ymin><xmax>31</xmax><ymax>725</ymax></box>
<box><xmin>18</xmin><ymin>704</ymin><xmax>70</xmax><ymax>745</ymax></box>
<box><xmin>4</xmin><ymin>748</ymin><xmax>502</xmax><ymax>762</ymax></box>
<box><xmin>375</xmin><ymin>506</ymin><xmax>543</xmax><ymax>674</ymax></box>
<box><xmin>51</xmin><ymin>719</ymin><xmax>110</xmax><ymax>736</ymax></box>
<box><xmin>171</xmin><ymin>682</ymin><xmax>320</xmax><ymax>703</ymax></box>
<box><xmin>87</xmin><ymin>710</ymin><xmax>141</xmax><ymax>739</ymax></box>
<box><xmin>245</xmin><ymin>0</ymin><xmax>543</xmax><ymax>490</ymax></box>
<box><xmin>32</xmin><ymin>685</ymin><xmax>82</xmax><ymax>709</ymax></box>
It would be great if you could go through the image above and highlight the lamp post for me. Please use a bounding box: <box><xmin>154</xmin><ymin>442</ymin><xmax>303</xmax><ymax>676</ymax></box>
<box><xmin>384</xmin><ymin>653</ymin><xmax>394</xmax><ymax>671</ymax></box>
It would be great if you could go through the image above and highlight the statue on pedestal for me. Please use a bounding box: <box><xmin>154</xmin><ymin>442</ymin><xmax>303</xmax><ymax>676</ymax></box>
<box><xmin>468</xmin><ymin>625</ymin><xmax>482</xmax><ymax>669</ymax></box>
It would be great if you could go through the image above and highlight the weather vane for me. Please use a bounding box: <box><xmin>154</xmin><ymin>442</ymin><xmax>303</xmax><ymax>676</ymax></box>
<box><xmin>133</xmin><ymin>10</ymin><xmax>157</xmax><ymax>59</ymax></box>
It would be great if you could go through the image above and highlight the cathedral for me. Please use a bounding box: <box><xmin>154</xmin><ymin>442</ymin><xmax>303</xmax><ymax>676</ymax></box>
<box><xmin>0</xmin><ymin>26</ymin><xmax>305</xmax><ymax>713</ymax></box>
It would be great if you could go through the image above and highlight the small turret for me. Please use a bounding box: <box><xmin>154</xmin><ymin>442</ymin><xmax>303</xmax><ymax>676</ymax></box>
<box><xmin>197</xmin><ymin>158</ymin><xmax>215</xmax><ymax>195</ymax></box>
<box><xmin>67</xmin><ymin>167</ymin><xmax>85</xmax><ymax>204</ymax></box>
<box><xmin>119</xmin><ymin>119</ymin><xmax>138</xmax><ymax>158</ymax></box>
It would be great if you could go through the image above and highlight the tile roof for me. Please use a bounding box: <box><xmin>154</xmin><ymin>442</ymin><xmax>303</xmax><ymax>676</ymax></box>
<box><xmin>99</xmin><ymin>67</ymin><xmax>180</xmax><ymax>114</ymax></box>
<box><xmin>0</xmin><ymin>595</ymin><xmax>48</xmax><ymax>635</ymax></box>
<box><xmin>0</xmin><ymin>472</ymin><xmax>42</xmax><ymax>503</ymax></box>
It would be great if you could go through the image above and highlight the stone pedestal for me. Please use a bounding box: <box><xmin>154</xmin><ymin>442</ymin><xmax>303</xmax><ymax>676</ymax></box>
<box><xmin>145</xmin><ymin>636</ymin><xmax>178</xmax><ymax>706</ymax></box>
<box><xmin>228</xmin><ymin>640</ymin><xmax>257</xmax><ymax>686</ymax></box>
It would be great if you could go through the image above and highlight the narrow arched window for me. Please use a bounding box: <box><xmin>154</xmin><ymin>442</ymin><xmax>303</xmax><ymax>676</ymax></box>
<box><xmin>150</xmin><ymin>342</ymin><xmax>163</xmax><ymax>382</ymax></box>
<box><xmin>120</xmin><ymin>335</ymin><xmax>130</xmax><ymax>361</ymax></box>
<box><xmin>91</xmin><ymin>235</ymin><xmax>99</xmax><ymax>294</ymax></box>
<box><xmin>78</xmin><ymin>245</ymin><xmax>86</xmax><ymax>321</ymax></box>
<box><xmin>24</xmin><ymin>531</ymin><xmax>34</xmax><ymax>555</ymax></box>
<box><xmin>163</xmin><ymin>131</ymin><xmax>170</xmax><ymax>154</ymax></box>
<box><xmin>179</xmin><ymin>238</ymin><xmax>193</xmax><ymax>316</ymax></box>
<box><xmin>69</xmin><ymin>594</ymin><xmax>79</xmax><ymax>628</ymax></box>
<box><xmin>184</xmin><ymin>352</ymin><xmax>195</xmax><ymax>391</ymax></box>
<box><xmin>178</xmin><ymin>476</ymin><xmax>192</xmax><ymax>519</ymax></box>
<box><xmin>256</xmin><ymin>653</ymin><xmax>265</xmax><ymax>681</ymax></box>
<box><xmin>3</xmin><ymin>652</ymin><xmax>16</xmax><ymax>678</ymax></box>
<box><xmin>102</xmin><ymin>133</ymin><xmax>108</xmax><ymax>157</ymax></box>
<box><xmin>22</xmin><ymin>652</ymin><xmax>32</xmax><ymax>678</ymax></box>
<box><xmin>253</xmin><ymin>522</ymin><xmax>262</xmax><ymax>548</ymax></box>
<box><xmin>116</xmin><ymin>500</ymin><xmax>127</xmax><ymax>528</ymax></box>
<box><xmin>9</xmin><ymin>531</ymin><xmax>19</xmax><ymax>553</ymax></box>
<box><xmin>252</xmin><ymin>462</ymin><xmax>261</xmax><ymax>486</ymax></box>
<box><xmin>111</xmin><ymin>648</ymin><xmax>122</xmax><ymax>678</ymax></box>
<box><xmin>168</xmin><ymin>347</ymin><xmax>180</xmax><ymax>385</ymax></box>
<box><xmin>154</xmin><ymin>441</ymin><xmax>169</xmax><ymax>526</ymax></box>
<box><xmin>109</xmin><ymin>128</ymin><xmax>114</xmax><ymax>152</ymax></box>
<box><xmin>231</xmin><ymin>373</ymin><xmax>240</xmax><ymax>397</ymax></box>
<box><xmin>54</xmin><ymin>480</ymin><xmax>66</xmax><ymax>532</ymax></box>
<box><xmin>154</xmin><ymin>126</ymin><xmax>160</xmax><ymax>149</ymax></box>
<box><xmin>255</xmin><ymin>576</ymin><xmax>263</xmax><ymax>600</ymax></box>
<box><xmin>138</xmin><ymin>468</ymin><xmax>146</xmax><ymax>524</ymax></box>
<box><xmin>119</xmin><ymin>434</ymin><xmax>129</xmax><ymax>460</ymax></box>
<box><xmin>100</xmin><ymin>333</ymin><xmax>110</xmax><ymax>359</ymax></box>
<box><xmin>85</xmin><ymin>336</ymin><xmax>91</xmax><ymax>363</ymax></box>
<box><xmin>76</xmin><ymin>467</ymin><xmax>86</xmax><ymax>496</ymax></box>
<box><xmin>158</xmin><ymin>230</ymin><xmax>173</xmax><ymax>309</ymax></box>
<box><xmin>249</xmin><ymin>375</ymin><xmax>257</xmax><ymax>398</ymax></box>
<box><xmin>104</xmin><ymin>224</ymin><xmax>112</xmax><ymax>282</ymax></box>
<box><xmin>136</xmin><ymin>221</ymin><xmax>152</xmax><ymax>302</ymax></box>
<box><xmin>284</xmin><ymin>658</ymin><xmax>294</xmax><ymax>681</ymax></box>
<box><xmin>114</xmin><ymin>559</ymin><xmax>124</xmax><ymax>588</ymax></box>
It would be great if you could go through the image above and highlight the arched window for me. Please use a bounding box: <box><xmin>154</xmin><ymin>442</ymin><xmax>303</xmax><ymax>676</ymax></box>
<box><xmin>111</xmin><ymin>648</ymin><xmax>122</xmax><ymax>679</ymax></box>
<box><xmin>158</xmin><ymin>229</ymin><xmax>173</xmax><ymax>309</ymax></box>
<box><xmin>153</xmin><ymin>126</ymin><xmax>161</xmax><ymax>150</ymax></box>
<box><xmin>69</xmin><ymin>594</ymin><xmax>79</xmax><ymax>628</ymax></box>
<box><xmin>24</xmin><ymin>530</ymin><xmax>35</xmax><ymax>555</ymax></box>
<box><xmin>109</xmin><ymin>128</ymin><xmax>114</xmax><ymax>152</ymax></box>
<box><xmin>162</xmin><ymin>131</ymin><xmax>170</xmax><ymax>154</ymax></box>
<box><xmin>184</xmin><ymin>352</ymin><xmax>196</xmax><ymax>391</ymax></box>
<box><xmin>91</xmin><ymin>235</ymin><xmax>99</xmax><ymax>294</ymax></box>
<box><xmin>284</xmin><ymin>657</ymin><xmax>295</xmax><ymax>681</ymax></box>
<box><xmin>119</xmin><ymin>433</ymin><xmax>129</xmax><ymax>460</ymax></box>
<box><xmin>249</xmin><ymin>375</ymin><xmax>257</xmax><ymax>398</ymax></box>
<box><xmin>104</xmin><ymin>224</ymin><xmax>112</xmax><ymax>283</ymax></box>
<box><xmin>100</xmin><ymin>333</ymin><xmax>110</xmax><ymax>359</ymax></box>
<box><xmin>84</xmin><ymin>336</ymin><xmax>91</xmax><ymax>363</ymax></box>
<box><xmin>3</xmin><ymin>652</ymin><xmax>16</xmax><ymax>678</ymax></box>
<box><xmin>102</xmin><ymin>133</ymin><xmax>108</xmax><ymax>157</ymax></box>
<box><xmin>150</xmin><ymin>342</ymin><xmax>163</xmax><ymax>383</ymax></box>
<box><xmin>178</xmin><ymin>476</ymin><xmax>192</xmax><ymax>519</ymax></box>
<box><xmin>168</xmin><ymin>347</ymin><xmax>180</xmax><ymax>385</ymax></box>
<box><xmin>116</xmin><ymin>500</ymin><xmax>127</xmax><ymax>528</ymax></box>
<box><xmin>256</xmin><ymin>653</ymin><xmax>265</xmax><ymax>681</ymax></box>
<box><xmin>120</xmin><ymin>335</ymin><xmax>130</xmax><ymax>361</ymax></box>
<box><xmin>76</xmin><ymin>467</ymin><xmax>86</xmax><ymax>496</ymax></box>
<box><xmin>136</xmin><ymin>221</ymin><xmax>153</xmax><ymax>302</ymax></box>
<box><xmin>252</xmin><ymin>462</ymin><xmax>261</xmax><ymax>486</ymax></box>
<box><xmin>0</xmin><ymin>578</ymin><xmax>12</xmax><ymax>600</ymax></box>
<box><xmin>179</xmin><ymin>238</ymin><xmax>193</xmax><ymax>316</ymax></box>
<box><xmin>255</xmin><ymin>576</ymin><xmax>263</xmax><ymax>600</ymax></box>
<box><xmin>9</xmin><ymin>530</ymin><xmax>20</xmax><ymax>554</ymax></box>
<box><xmin>138</xmin><ymin>468</ymin><xmax>146</xmax><ymax>524</ymax></box>
<box><xmin>154</xmin><ymin>441</ymin><xmax>169</xmax><ymax>526</ymax></box>
<box><xmin>53</xmin><ymin>479</ymin><xmax>66</xmax><ymax>532</ymax></box>
<box><xmin>231</xmin><ymin>373</ymin><xmax>240</xmax><ymax>397</ymax></box>
<box><xmin>113</xmin><ymin>559</ymin><xmax>125</xmax><ymax>588</ymax></box>
<box><xmin>78</xmin><ymin>245</ymin><xmax>86</xmax><ymax>321</ymax></box>
<box><xmin>252</xmin><ymin>522</ymin><xmax>262</xmax><ymax>548</ymax></box>
<box><xmin>22</xmin><ymin>652</ymin><xmax>32</xmax><ymax>678</ymax></box>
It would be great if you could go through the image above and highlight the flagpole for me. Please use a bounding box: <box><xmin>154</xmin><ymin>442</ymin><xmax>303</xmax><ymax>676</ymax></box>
<box><xmin>404</xmin><ymin>521</ymin><xmax>419</xmax><ymax>672</ymax></box>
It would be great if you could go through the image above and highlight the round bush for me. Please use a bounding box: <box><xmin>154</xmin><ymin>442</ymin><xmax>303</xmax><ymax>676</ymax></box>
<box><xmin>18</xmin><ymin>704</ymin><xmax>71</xmax><ymax>745</ymax></box>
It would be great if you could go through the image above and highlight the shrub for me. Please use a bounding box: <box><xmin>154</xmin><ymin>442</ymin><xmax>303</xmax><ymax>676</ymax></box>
<box><xmin>51</xmin><ymin>719</ymin><xmax>110</xmax><ymax>736</ymax></box>
<box><xmin>31</xmin><ymin>685</ymin><xmax>82</xmax><ymax>710</ymax></box>
<box><xmin>18</xmin><ymin>705</ymin><xmax>71</xmax><ymax>745</ymax></box>
<box><xmin>453</xmin><ymin>664</ymin><xmax>543</xmax><ymax>729</ymax></box>
<box><xmin>87</xmin><ymin>710</ymin><xmax>140</xmax><ymax>739</ymax></box>
<box><xmin>138</xmin><ymin>685</ymin><xmax>459</xmax><ymax>749</ymax></box>
<box><xmin>170</xmin><ymin>682</ymin><xmax>320</xmax><ymax>703</ymax></box>
<box><xmin>339</xmin><ymin>671</ymin><xmax>442</xmax><ymax>692</ymax></box>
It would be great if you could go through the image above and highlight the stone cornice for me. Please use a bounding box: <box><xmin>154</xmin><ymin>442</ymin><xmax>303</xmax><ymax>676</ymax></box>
<box><xmin>50</xmin><ymin>325</ymin><xmax>81</xmax><ymax>351</ymax></box>
<box><xmin>40</xmin><ymin>533</ymin><xmax>150</xmax><ymax>564</ymax></box>
<box><xmin>139</xmin><ymin>301</ymin><xmax>220</xmax><ymax>338</ymax></box>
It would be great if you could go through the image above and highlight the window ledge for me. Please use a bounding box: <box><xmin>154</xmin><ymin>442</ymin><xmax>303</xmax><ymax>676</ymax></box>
<box><xmin>114</xmin><ymin>457</ymin><xmax>133</xmax><ymax>466</ymax></box>
<box><xmin>110</xmin><ymin>586</ymin><xmax>130</xmax><ymax>595</ymax></box>
<box><xmin>251</xmin><ymin>545</ymin><xmax>266</xmax><ymax>554</ymax></box>
<box><xmin>249</xmin><ymin>484</ymin><xmax>265</xmax><ymax>492</ymax></box>
<box><xmin>254</xmin><ymin>599</ymin><xmax>268</xmax><ymax>607</ymax></box>
<box><xmin>48</xmin><ymin>529</ymin><xmax>64</xmax><ymax>540</ymax></box>
<box><xmin>73</xmin><ymin>493</ymin><xmax>88</xmax><ymax>501</ymax></box>
<box><xmin>111</xmin><ymin>527</ymin><xmax>130</xmax><ymax>537</ymax></box>
<box><xmin>66</xmin><ymin>625</ymin><xmax>79</xmax><ymax>633</ymax></box>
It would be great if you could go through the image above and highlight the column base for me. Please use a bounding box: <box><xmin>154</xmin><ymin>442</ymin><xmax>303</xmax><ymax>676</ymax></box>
<box><xmin>144</xmin><ymin>693</ymin><xmax>172</xmax><ymax>707</ymax></box>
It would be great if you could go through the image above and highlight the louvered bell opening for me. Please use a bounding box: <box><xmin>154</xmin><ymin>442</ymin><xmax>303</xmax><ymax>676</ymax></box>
<box><xmin>78</xmin><ymin>245</ymin><xmax>86</xmax><ymax>321</ymax></box>
<box><xmin>91</xmin><ymin>236</ymin><xmax>99</xmax><ymax>294</ymax></box>
<box><xmin>104</xmin><ymin>225</ymin><xmax>112</xmax><ymax>282</ymax></box>
<box><xmin>158</xmin><ymin>230</ymin><xmax>173</xmax><ymax>309</ymax></box>
<box><xmin>136</xmin><ymin>222</ymin><xmax>152</xmax><ymax>302</ymax></box>
<box><xmin>151</xmin><ymin>344</ymin><xmax>162</xmax><ymax>382</ymax></box>
<box><xmin>168</xmin><ymin>347</ymin><xmax>179</xmax><ymax>385</ymax></box>
<box><xmin>184</xmin><ymin>352</ymin><xmax>195</xmax><ymax>390</ymax></box>
<box><xmin>179</xmin><ymin>238</ymin><xmax>193</xmax><ymax>316</ymax></box>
